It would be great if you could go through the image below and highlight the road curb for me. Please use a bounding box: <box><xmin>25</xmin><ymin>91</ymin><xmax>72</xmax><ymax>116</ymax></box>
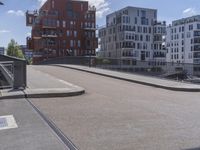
<box><xmin>54</xmin><ymin>65</ymin><xmax>200</xmax><ymax>92</ymax></box>
<box><xmin>0</xmin><ymin>88</ymin><xmax>85</xmax><ymax>100</ymax></box>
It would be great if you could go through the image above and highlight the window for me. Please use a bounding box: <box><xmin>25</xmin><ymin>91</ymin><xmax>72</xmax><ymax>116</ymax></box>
<box><xmin>29</xmin><ymin>17</ymin><xmax>32</xmax><ymax>24</ymax></box>
<box><xmin>182</xmin><ymin>33</ymin><xmax>184</xmax><ymax>39</ymax></box>
<box><xmin>182</xmin><ymin>26</ymin><xmax>184</xmax><ymax>32</ymax></box>
<box><xmin>189</xmin><ymin>24</ymin><xmax>193</xmax><ymax>30</ymax></box>
<box><xmin>135</xmin><ymin>17</ymin><xmax>137</xmax><ymax>24</ymax></box>
<box><xmin>179</xmin><ymin>27</ymin><xmax>181</xmax><ymax>32</ymax></box>
<box><xmin>141</xmin><ymin>18</ymin><xmax>149</xmax><ymax>25</ymax></box>
<box><xmin>197</xmin><ymin>24</ymin><xmax>200</xmax><ymax>29</ymax></box>
<box><xmin>81</xmin><ymin>4</ymin><xmax>83</xmax><ymax>11</ymax></box>
<box><xmin>63</xmin><ymin>21</ymin><xmax>66</xmax><ymax>28</ymax></box>
<box><xmin>137</xmin><ymin>10</ymin><xmax>139</xmax><ymax>16</ymax></box>
<box><xmin>182</xmin><ymin>40</ymin><xmax>184</xmax><ymax>45</ymax></box>
<box><xmin>57</xmin><ymin>20</ymin><xmax>60</xmax><ymax>27</ymax></box>
<box><xmin>187</xmin><ymin>32</ymin><xmax>191</xmax><ymax>38</ymax></box>
<box><xmin>52</xmin><ymin>0</ymin><xmax>55</xmax><ymax>8</ymax></box>
<box><xmin>141</xmin><ymin>10</ymin><xmax>146</xmax><ymax>17</ymax></box>
<box><xmin>63</xmin><ymin>40</ymin><xmax>66</xmax><ymax>47</ymax></box>
<box><xmin>154</xmin><ymin>11</ymin><xmax>157</xmax><ymax>18</ymax></box>
<box><xmin>78</xmin><ymin>40</ymin><xmax>81</xmax><ymax>48</ymax></box>
<box><xmin>149</xmin><ymin>27</ymin><xmax>151</xmax><ymax>33</ymax></box>
<box><xmin>67</xmin><ymin>30</ymin><xmax>70</xmax><ymax>37</ymax></box>
<box><xmin>74</xmin><ymin>31</ymin><xmax>77</xmax><ymax>37</ymax></box>
<box><xmin>194</xmin><ymin>31</ymin><xmax>200</xmax><ymax>37</ymax></box>
<box><xmin>70</xmin><ymin>40</ymin><xmax>74</xmax><ymax>47</ymax></box>
<box><xmin>140</xmin><ymin>35</ymin><xmax>143</xmax><ymax>41</ymax></box>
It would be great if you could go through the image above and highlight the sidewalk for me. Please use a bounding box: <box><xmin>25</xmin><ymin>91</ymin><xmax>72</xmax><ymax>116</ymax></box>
<box><xmin>55</xmin><ymin>64</ymin><xmax>200</xmax><ymax>92</ymax></box>
<box><xmin>0</xmin><ymin>66</ymin><xmax>85</xmax><ymax>99</ymax></box>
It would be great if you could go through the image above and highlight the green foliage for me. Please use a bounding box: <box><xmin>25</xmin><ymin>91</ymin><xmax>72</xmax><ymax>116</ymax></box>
<box><xmin>102</xmin><ymin>59</ymin><xmax>111</xmax><ymax>64</ymax></box>
<box><xmin>7</xmin><ymin>39</ymin><xmax>24</xmax><ymax>59</ymax></box>
<box><xmin>27</xmin><ymin>58</ymin><xmax>33</xmax><ymax>65</ymax></box>
<box><xmin>95</xmin><ymin>57</ymin><xmax>111</xmax><ymax>65</ymax></box>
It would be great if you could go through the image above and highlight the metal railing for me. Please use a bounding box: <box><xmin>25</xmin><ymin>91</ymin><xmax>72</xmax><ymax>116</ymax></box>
<box><xmin>93</xmin><ymin>58</ymin><xmax>200</xmax><ymax>82</ymax></box>
<box><xmin>0</xmin><ymin>61</ymin><xmax>14</xmax><ymax>89</ymax></box>
<box><xmin>0</xmin><ymin>55</ymin><xmax>27</xmax><ymax>89</ymax></box>
<box><xmin>38</xmin><ymin>56</ymin><xmax>200</xmax><ymax>82</ymax></box>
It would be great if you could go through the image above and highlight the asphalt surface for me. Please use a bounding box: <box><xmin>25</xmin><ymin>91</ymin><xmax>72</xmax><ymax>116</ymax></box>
<box><xmin>0</xmin><ymin>98</ymin><xmax>67</xmax><ymax>150</ymax></box>
<box><xmin>30</xmin><ymin>65</ymin><xmax>200</xmax><ymax>150</ymax></box>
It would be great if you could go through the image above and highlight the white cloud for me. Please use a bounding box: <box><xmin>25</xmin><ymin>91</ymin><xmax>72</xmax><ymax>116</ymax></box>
<box><xmin>38</xmin><ymin>0</ymin><xmax>46</xmax><ymax>6</ymax></box>
<box><xmin>182</xmin><ymin>8</ymin><xmax>197</xmax><ymax>17</ymax></box>
<box><xmin>27</xmin><ymin>32</ymin><xmax>31</xmax><ymax>36</ymax></box>
<box><xmin>86</xmin><ymin>0</ymin><xmax>110</xmax><ymax>18</ymax></box>
<box><xmin>37</xmin><ymin>0</ymin><xmax>110</xmax><ymax>18</ymax></box>
<box><xmin>7</xmin><ymin>10</ymin><xmax>25</xmax><ymax>16</ymax></box>
<box><xmin>0</xmin><ymin>30</ymin><xmax>11</xmax><ymax>34</ymax></box>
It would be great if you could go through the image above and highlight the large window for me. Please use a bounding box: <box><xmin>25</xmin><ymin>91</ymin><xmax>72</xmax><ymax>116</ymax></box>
<box><xmin>194</xmin><ymin>31</ymin><xmax>200</xmax><ymax>37</ymax></box>
<box><xmin>141</xmin><ymin>10</ymin><xmax>146</xmax><ymax>18</ymax></box>
<box><xmin>189</xmin><ymin>24</ymin><xmax>193</xmax><ymax>31</ymax></box>
<box><xmin>197</xmin><ymin>24</ymin><xmax>200</xmax><ymax>29</ymax></box>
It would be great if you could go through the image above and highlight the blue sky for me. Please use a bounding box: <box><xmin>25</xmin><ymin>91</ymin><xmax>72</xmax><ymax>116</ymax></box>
<box><xmin>0</xmin><ymin>0</ymin><xmax>200</xmax><ymax>47</ymax></box>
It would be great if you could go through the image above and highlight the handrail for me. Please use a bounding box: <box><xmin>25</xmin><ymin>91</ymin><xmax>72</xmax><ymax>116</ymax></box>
<box><xmin>0</xmin><ymin>61</ymin><xmax>14</xmax><ymax>89</ymax></box>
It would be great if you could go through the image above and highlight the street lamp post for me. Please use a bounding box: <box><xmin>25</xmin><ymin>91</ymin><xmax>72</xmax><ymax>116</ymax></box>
<box><xmin>89</xmin><ymin>50</ymin><xmax>92</xmax><ymax>67</ymax></box>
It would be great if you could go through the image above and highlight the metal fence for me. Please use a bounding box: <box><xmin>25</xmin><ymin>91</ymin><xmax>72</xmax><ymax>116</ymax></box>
<box><xmin>38</xmin><ymin>56</ymin><xmax>200</xmax><ymax>81</ymax></box>
<box><xmin>94</xmin><ymin>58</ymin><xmax>200</xmax><ymax>79</ymax></box>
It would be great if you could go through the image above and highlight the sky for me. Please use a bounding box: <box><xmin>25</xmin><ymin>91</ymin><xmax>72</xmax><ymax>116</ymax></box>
<box><xmin>0</xmin><ymin>0</ymin><xmax>200</xmax><ymax>47</ymax></box>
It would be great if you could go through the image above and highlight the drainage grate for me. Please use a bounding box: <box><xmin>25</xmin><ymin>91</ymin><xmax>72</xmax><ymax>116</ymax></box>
<box><xmin>0</xmin><ymin>115</ymin><xmax>18</xmax><ymax>131</ymax></box>
<box><xmin>0</xmin><ymin>118</ymin><xmax>8</xmax><ymax>128</ymax></box>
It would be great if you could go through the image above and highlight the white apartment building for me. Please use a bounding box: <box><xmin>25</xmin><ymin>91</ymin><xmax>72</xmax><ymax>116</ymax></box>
<box><xmin>99</xmin><ymin>6</ymin><xmax>166</xmax><ymax>63</ymax></box>
<box><xmin>0</xmin><ymin>47</ymin><xmax>5</xmax><ymax>55</ymax></box>
<box><xmin>166</xmin><ymin>15</ymin><xmax>200</xmax><ymax>65</ymax></box>
<box><xmin>166</xmin><ymin>15</ymin><xmax>200</xmax><ymax>64</ymax></box>
<box><xmin>166</xmin><ymin>16</ymin><xmax>200</xmax><ymax>75</ymax></box>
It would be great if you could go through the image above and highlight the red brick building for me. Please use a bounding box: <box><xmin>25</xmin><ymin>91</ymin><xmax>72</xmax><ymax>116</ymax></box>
<box><xmin>26</xmin><ymin>0</ymin><xmax>98</xmax><ymax>64</ymax></box>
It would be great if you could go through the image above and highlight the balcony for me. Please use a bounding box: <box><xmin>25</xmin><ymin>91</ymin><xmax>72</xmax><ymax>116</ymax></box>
<box><xmin>194</xmin><ymin>52</ymin><xmax>200</xmax><ymax>58</ymax></box>
<box><xmin>194</xmin><ymin>31</ymin><xmax>200</xmax><ymax>37</ymax></box>
<box><xmin>153</xmin><ymin>54</ymin><xmax>166</xmax><ymax>58</ymax></box>
<box><xmin>41</xmin><ymin>33</ymin><xmax>57</xmax><ymax>38</ymax></box>
<box><xmin>88</xmin><ymin>6</ymin><xmax>96</xmax><ymax>12</ymax></box>
<box><xmin>42</xmin><ymin>25</ymin><xmax>56</xmax><ymax>29</ymax></box>
<box><xmin>193</xmin><ymin>37</ymin><xmax>200</xmax><ymax>45</ymax></box>
<box><xmin>33</xmin><ymin>51</ymin><xmax>44</xmax><ymax>58</ymax></box>
<box><xmin>84</xmin><ymin>26</ymin><xmax>97</xmax><ymax>31</ymax></box>
<box><xmin>122</xmin><ymin>46</ymin><xmax>135</xmax><ymax>49</ymax></box>
<box><xmin>26</xmin><ymin>10</ymin><xmax>38</xmax><ymax>27</ymax></box>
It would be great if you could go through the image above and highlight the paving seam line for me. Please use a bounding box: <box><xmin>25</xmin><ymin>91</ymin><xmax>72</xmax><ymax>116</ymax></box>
<box><xmin>53</xmin><ymin>65</ymin><xmax>200</xmax><ymax>92</ymax></box>
<box><xmin>24</xmin><ymin>93</ymin><xmax>79</xmax><ymax>150</ymax></box>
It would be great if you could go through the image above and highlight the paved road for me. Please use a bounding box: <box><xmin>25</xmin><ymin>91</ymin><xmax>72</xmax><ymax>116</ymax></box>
<box><xmin>0</xmin><ymin>98</ymin><xmax>67</xmax><ymax>150</ymax></box>
<box><xmin>30</xmin><ymin>65</ymin><xmax>200</xmax><ymax>150</ymax></box>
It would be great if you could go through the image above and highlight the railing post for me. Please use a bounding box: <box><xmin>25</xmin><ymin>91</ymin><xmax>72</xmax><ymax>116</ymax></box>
<box><xmin>13</xmin><ymin>60</ymin><xmax>27</xmax><ymax>89</ymax></box>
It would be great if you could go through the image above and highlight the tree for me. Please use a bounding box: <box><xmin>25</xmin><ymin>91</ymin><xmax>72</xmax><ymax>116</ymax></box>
<box><xmin>7</xmin><ymin>39</ymin><xmax>24</xmax><ymax>59</ymax></box>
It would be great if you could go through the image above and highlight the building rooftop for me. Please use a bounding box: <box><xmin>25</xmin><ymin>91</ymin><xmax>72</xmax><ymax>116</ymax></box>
<box><xmin>107</xmin><ymin>6</ymin><xmax>157</xmax><ymax>17</ymax></box>
<box><xmin>172</xmin><ymin>15</ymin><xmax>200</xmax><ymax>26</ymax></box>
